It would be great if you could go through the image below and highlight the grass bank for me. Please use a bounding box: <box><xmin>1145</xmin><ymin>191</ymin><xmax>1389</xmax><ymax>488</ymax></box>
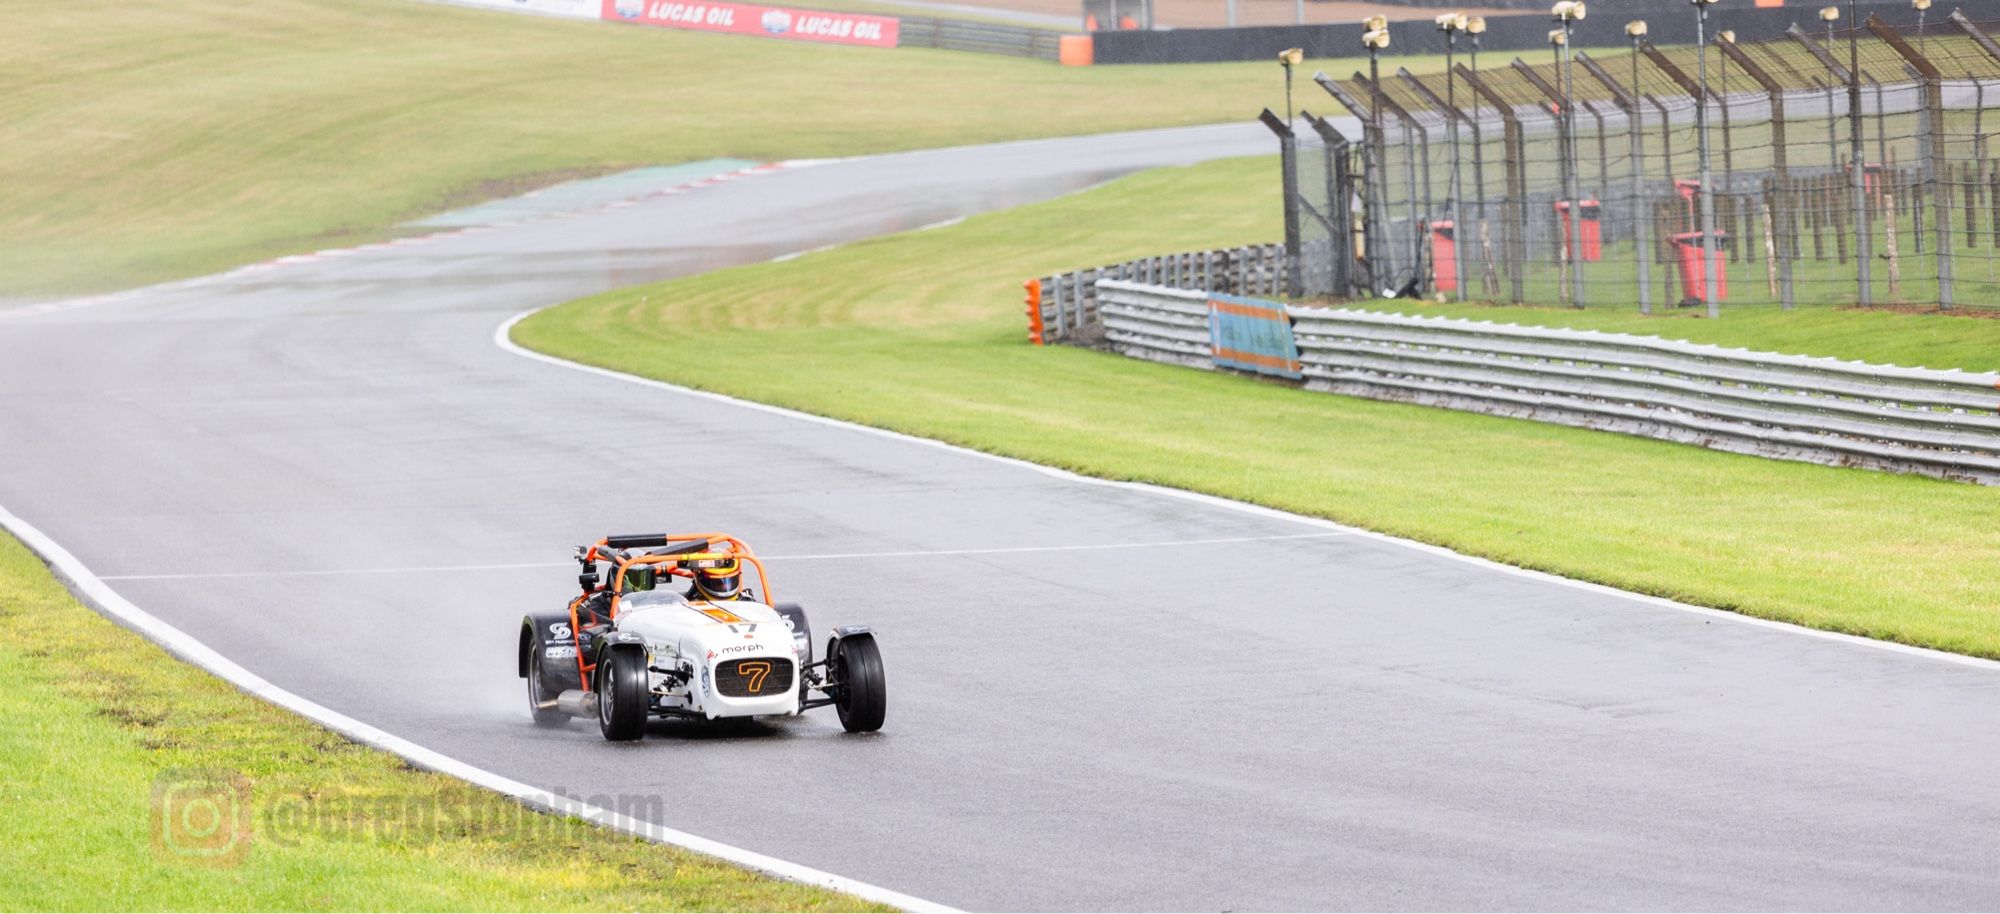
<box><xmin>1355</xmin><ymin>239</ymin><xmax>2000</xmax><ymax>371</ymax></box>
<box><xmin>2</xmin><ymin>0</ymin><xmax>1425</xmax><ymax>298</ymax></box>
<box><xmin>515</xmin><ymin>156</ymin><xmax>2000</xmax><ymax>659</ymax></box>
<box><xmin>0</xmin><ymin>532</ymin><xmax>881</xmax><ymax>911</ymax></box>
<box><xmin>1350</xmin><ymin>295</ymin><xmax>2000</xmax><ymax>373</ymax></box>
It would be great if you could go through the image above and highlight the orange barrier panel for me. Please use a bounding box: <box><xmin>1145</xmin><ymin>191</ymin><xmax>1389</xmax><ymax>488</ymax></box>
<box><xmin>1023</xmin><ymin>279</ymin><xmax>1046</xmax><ymax>344</ymax></box>
<box><xmin>1058</xmin><ymin>34</ymin><xmax>1093</xmax><ymax>66</ymax></box>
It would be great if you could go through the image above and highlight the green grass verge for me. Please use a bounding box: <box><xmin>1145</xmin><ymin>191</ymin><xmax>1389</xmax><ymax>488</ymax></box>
<box><xmin>514</xmin><ymin>155</ymin><xmax>2000</xmax><ymax>659</ymax></box>
<box><xmin>1349</xmin><ymin>289</ymin><xmax>2000</xmax><ymax>373</ymax></box>
<box><xmin>0</xmin><ymin>0</ymin><xmax>1432</xmax><ymax>298</ymax></box>
<box><xmin>0</xmin><ymin>532</ymin><xmax>882</xmax><ymax>911</ymax></box>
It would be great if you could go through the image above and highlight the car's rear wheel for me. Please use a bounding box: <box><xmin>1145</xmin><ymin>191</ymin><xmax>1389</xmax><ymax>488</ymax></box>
<box><xmin>596</xmin><ymin>648</ymin><xmax>649</xmax><ymax>742</ymax></box>
<box><xmin>525</xmin><ymin>631</ymin><xmax>568</xmax><ymax>728</ymax></box>
<box><xmin>830</xmin><ymin>634</ymin><xmax>886</xmax><ymax>733</ymax></box>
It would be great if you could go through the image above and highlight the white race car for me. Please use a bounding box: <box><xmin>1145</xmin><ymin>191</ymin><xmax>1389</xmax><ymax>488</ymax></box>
<box><xmin>518</xmin><ymin>533</ymin><xmax>886</xmax><ymax>741</ymax></box>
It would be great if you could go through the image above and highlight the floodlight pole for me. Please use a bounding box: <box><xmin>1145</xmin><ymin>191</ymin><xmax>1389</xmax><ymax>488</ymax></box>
<box><xmin>1848</xmin><ymin>0</ymin><xmax>1874</xmax><ymax>304</ymax></box>
<box><xmin>1694</xmin><ymin>0</ymin><xmax>1720</xmax><ymax>317</ymax></box>
<box><xmin>1362</xmin><ymin>20</ymin><xmax>1391</xmax><ymax>292</ymax></box>
<box><xmin>1550</xmin><ymin>3</ymin><xmax>1586</xmax><ymax>308</ymax></box>
<box><xmin>1441</xmin><ymin>15</ymin><xmax>1468</xmax><ymax>301</ymax></box>
<box><xmin>1285</xmin><ymin>61</ymin><xmax>1295</xmax><ymax>124</ymax></box>
<box><xmin>1628</xmin><ymin>25</ymin><xmax>1652</xmax><ymax>313</ymax></box>
<box><xmin>1470</xmin><ymin>24</ymin><xmax>1488</xmax><ymax>235</ymax></box>
<box><xmin>1562</xmin><ymin>15</ymin><xmax>1583</xmax><ymax>308</ymax></box>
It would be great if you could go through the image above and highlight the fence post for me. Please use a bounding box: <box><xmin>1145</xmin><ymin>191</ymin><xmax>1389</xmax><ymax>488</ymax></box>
<box><xmin>1512</xmin><ymin>58</ymin><xmax>1581</xmax><ymax>306</ymax></box>
<box><xmin>1310</xmin><ymin>117</ymin><xmax>1356</xmax><ymax>298</ymax></box>
<box><xmin>1873</xmin><ymin>15</ymin><xmax>1953</xmax><ymax>308</ymax></box>
<box><xmin>1580</xmin><ymin>52</ymin><xmax>1651</xmax><ymax>313</ymax></box>
<box><xmin>1351</xmin><ymin>74</ymin><xmax>1431</xmax><ymax>290</ymax></box>
<box><xmin>1050</xmin><ymin>273</ymin><xmax>1069</xmax><ymax>335</ymax></box>
<box><xmin>1460</xmin><ymin>65</ymin><xmax>1525</xmax><ymax>303</ymax></box>
<box><xmin>1397</xmin><ymin>70</ymin><xmax>1469</xmax><ymax>302</ymax></box>
<box><xmin>1259</xmin><ymin>108</ymin><xmax>1305</xmax><ymax>300</ymax></box>
<box><xmin>1719</xmin><ymin>38</ymin><xmax>1797</xmax><ymax>309</ymax></box>
<box><xmin>1316</xmin><ymin>74</ymin><xmax>1383</xmax><ymax>298</ymax></box>
<box><xmin>1788</xmin><ymin>22</ymin><xmax>1878</xmax><ymax>305</ymax></box>
<box><xmin>1471</xmin><ymin>110</ymin><xmax>1497</xmax><ymax>297</ymax></box>
<box><xmin>1645</xmin><ymin>92</ymin><xmax>1677</xmax><ymax>303</ymax></box>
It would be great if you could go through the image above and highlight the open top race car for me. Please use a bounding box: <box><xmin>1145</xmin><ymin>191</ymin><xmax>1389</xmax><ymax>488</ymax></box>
<box><xmin>517</xmin><ymin>532</ymin><xmax>886</xmax><ymax>741</ymax></box>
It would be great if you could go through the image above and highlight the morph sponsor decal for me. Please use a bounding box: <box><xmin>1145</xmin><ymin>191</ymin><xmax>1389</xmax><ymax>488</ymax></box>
<box><xmin>600</xmin><ymin>0</ymin><xmax>898</xmax><ymax>47</ymax></box>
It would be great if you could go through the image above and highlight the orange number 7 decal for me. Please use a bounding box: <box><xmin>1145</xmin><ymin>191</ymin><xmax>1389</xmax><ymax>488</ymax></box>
<box><xmin>739</xmin><ymin>661</ymin><xmax>772</xmax><ymax>693</ymax></box>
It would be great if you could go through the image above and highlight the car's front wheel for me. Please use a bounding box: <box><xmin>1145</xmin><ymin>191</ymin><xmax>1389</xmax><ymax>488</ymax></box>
<box><xmin>596</xmin><ymin>648</ymin><xmax>649</xmax><ymax>742</ymax></box>
<box><xmin>525</xmin><ymin>630</ymin><xmax>569</xmax><ymax>729</ymax></box>
<box><xmin>829</xmin><ymin>634</ymin><xmax>886</xmax><ymax>733</ymax></box>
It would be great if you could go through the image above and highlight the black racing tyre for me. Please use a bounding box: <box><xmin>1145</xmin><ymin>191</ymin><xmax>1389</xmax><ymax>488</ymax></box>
<box><xmin>830</xmin><ymin>634</ymin><xmax>887</xmax><ymax>734</ymax></box>
<box><xmin>525</xmin><ymin>631</ymin><xmax>569</xmax><ymax>728</ymax></box>
<box><xmin>596</xmin><ymin>647</ymin><xmax>649</xmax><ymax>742</ymax></box>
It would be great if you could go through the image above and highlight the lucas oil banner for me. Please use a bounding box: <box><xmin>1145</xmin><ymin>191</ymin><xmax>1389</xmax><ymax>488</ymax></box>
<box><xmin>603</xmin><ymin>0</ymin><xmax>900</xmax><ymax>47</ymax></box>
<box><xmin>1207</xmin><ymin>294</ymin><xmax>1302</xmax><ymax>380</ymax></box>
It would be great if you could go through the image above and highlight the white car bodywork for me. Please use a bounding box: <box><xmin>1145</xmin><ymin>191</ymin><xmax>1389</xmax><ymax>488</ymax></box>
<box><xmin>612</xmin><ymin>590</ymin><xmax>809</xmax><ymax>719</ymax></box>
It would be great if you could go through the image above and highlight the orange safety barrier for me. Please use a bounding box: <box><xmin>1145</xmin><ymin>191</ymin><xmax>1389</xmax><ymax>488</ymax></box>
<box><xmin>1058</xmin><ymin>34</ymin><xmax>1094</xmax><ymax>66</ymax></box>
<box><xmin>1023</xmin><ymin>279</ymin><xmax>1046</xmax><ymax>344</ymax></box>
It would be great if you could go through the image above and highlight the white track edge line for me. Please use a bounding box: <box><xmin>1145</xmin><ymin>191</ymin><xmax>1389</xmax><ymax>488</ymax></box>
<box><xmin>496</xmin><ymin>308</ymin><xmax>2000</xmax><ymax>674</ymax></box>
<box><xmin>0</xmin><ymin>503</ymin><xmax>957</xmax><ymax>913</ymax></box>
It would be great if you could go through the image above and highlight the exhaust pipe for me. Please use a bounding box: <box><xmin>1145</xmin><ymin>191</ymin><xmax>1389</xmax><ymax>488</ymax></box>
<box><xmin>556</xmin><ymin>689</ymin><xmax>599</xmax><ymax>719</ymax></box>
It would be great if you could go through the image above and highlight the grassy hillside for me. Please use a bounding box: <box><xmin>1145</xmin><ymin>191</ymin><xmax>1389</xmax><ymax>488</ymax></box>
<box><xmin>1</xmin><ymin>0</ymin><xmax>1402</xmax><ymax>297</ymax></box>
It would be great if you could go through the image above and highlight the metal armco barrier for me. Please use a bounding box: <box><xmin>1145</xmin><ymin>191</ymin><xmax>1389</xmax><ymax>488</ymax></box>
<box><xmin>1091</xmin><ymin>279</ymin><xmax>2000</xmax><ymax>484</ymax></box>
<box><xmin>1026</xmin><ymin>244</ymin><xmax>1287</xmax><ymax>343</ymax></box>
<box><xmin>897</xmin><ymin>17</ymin><xmax>1064</xmax><ymax>59</ymax></box>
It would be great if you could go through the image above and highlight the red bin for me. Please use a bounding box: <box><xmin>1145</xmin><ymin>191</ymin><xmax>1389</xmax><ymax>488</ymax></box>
<box><xmin>1675</xmin><ymin>179</ymin><xmax>1702</xmax><ymax>226</ymax></box>
<box><xmin>1844</xmin><ymin>162</ymin><xmax>1885</xmax><ymax>201</ymax></box>
<box><xmin>1554</xmin><ymin>200</ymin><xmax>1602</xmax><ymax>262</ymax></box>
<box><xmin>1430</xmin><ymin>220</ymin><xmax>1457</xmax><ymax>293</ymax></box>
<box><xmin>1671</xmin><ymin>230</ymin><xmax>1730</xmax><ymax>305</ymax></box>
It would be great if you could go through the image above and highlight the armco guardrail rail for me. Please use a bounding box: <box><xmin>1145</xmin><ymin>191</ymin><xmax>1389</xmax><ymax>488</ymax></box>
<box><xmin>897</xmin><ymin>16</ymin><xmax>1063</xmax><ymax>59</ymax></box>
<box><xmin>1025</xmin><ymin>244</ymin><xmax>1287</xmax><ymax>344</ymax></box>
<box><xmin>1091</xmin><ymin>279</ymin><xmax>2000</xmax><ymax>484</ymax></box>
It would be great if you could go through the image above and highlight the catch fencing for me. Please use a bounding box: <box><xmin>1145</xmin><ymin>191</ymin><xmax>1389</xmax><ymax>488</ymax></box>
<box><xmin>1305</xmin><ymin>10</ymin><xmax>2000</xmax><ymax>314</ymax></box>
<box><xmin>1025</xmin><ymin>244</ymin><xmax>1287</xmax><ymax>343</ymax></box>
<box><xmin>1093</xmin><ymin>279</ymin><xmax>2000</xmax><ymax>483</ymax></box>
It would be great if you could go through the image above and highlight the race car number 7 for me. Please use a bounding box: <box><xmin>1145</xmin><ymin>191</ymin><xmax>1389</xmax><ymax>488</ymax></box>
<box><xmin>739</xmin><ymin>660</ymin><xmax>772</xmax><ymax>693</ymax></box>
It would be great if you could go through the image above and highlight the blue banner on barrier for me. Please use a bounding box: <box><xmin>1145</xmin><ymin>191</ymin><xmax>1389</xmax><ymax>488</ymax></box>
<box><xmin>1207</xmin><ymin>293</ymin><xmax>1301</xmax><ymax>380</ymax></box>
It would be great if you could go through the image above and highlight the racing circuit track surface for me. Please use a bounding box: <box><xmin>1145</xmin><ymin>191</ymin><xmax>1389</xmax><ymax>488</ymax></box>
<box><xmin>4</xmin><ymin>123</ymin><xmax>2000</xmax><ymax>911</ymax></box>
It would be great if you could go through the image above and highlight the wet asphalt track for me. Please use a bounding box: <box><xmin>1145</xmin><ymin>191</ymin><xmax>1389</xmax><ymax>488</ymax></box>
<box><xmin>4</xmin><ymin>122</ymin><xmax>2000</xmax><ymax>911</ymax></box>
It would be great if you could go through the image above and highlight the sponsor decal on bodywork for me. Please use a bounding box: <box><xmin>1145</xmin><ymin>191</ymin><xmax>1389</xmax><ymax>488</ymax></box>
<box><xmin>599</xmin><ymin>0</ymin><xmax>898</xmax><ymax>47</ymax></box>
<box><xmin>692</xmin><ymin>604</ymin><xmax>746</xmax><ymax>624</ymax></box>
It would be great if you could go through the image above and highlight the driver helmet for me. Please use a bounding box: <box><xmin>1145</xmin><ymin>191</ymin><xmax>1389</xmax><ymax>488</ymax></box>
<box><xmin>692</xmin><ymin>558</ymin><xmax>744</xmax><ymax>601</ymax></box>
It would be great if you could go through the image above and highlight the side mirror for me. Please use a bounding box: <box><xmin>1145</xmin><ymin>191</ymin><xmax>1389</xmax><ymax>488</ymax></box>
<box><xmin>578</xmin><ymin>569</ymin><xmax>599</xmax><ymax>594</ymax></box>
